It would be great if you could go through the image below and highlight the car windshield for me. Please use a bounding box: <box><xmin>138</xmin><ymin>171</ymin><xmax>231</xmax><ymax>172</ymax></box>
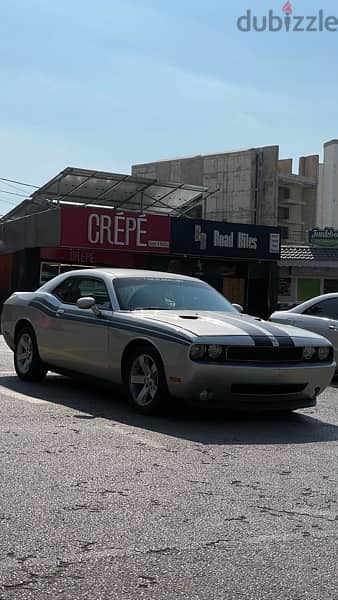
<box><xmin>114</xmin><ymin>277</ymin><xmax>238</xmax><ymax>313</ymax></box>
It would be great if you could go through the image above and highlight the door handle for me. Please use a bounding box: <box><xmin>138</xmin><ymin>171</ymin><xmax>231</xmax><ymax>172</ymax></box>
<box><xmin>328</xmin><ymin>325</ymin><xmax>337</xmax><ymax>330</ymax></box>
<box><xmin>56</xmin><ymin>309</ymin><xmax>65</xmax><ymax>318</ymax></box>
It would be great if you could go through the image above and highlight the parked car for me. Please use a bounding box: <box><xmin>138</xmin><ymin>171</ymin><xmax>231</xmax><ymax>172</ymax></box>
<box><xmin>1</xmin><ymin>269</ymin><xmax>335</xmax><ymax>414</ymax></box>
<box><xmin>270</xmin><ymin>293</ymin><xmax>338</xmax><ymax>368</ymax></box>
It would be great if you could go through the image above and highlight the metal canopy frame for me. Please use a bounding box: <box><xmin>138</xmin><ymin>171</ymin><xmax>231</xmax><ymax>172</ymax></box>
<box><xmin>30</xmin><ymin>167</ymin><xmax>206</xmax><ymax>216</ymax></box>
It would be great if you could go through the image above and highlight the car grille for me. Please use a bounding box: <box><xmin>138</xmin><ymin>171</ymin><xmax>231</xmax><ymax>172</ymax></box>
<box><xmin>226</xmin><ymin>347</ymin><xmax>304</xmax><ymax>363</ymax></box>
<box><xmin>231</xmin><ymin>383</ymin><xmax>307</xmax><ymax>395</ymax></box>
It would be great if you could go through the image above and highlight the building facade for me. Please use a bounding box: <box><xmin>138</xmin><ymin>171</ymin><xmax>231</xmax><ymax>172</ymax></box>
<box><xmin>132</xmin><ymin>146</ymin><xmax>319</xmax><ymax>245</ymax></box>
<box><xmin>0</xmin><ymin>168</ymin><xmax>281</xmax><ymax>319</ymax></box>
<box><xmin>278</xmin><ymin>245</ymin><xmax>338</xmax><ymax>308</ymax></box>
<box><xmin>277</xmin><ymin>155</ymin><xmax>318</xmax><ymax>245</ymax></box>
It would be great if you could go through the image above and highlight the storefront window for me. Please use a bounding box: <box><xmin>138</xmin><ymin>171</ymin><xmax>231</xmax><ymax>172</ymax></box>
<box><xmin>297</xmin><ymin>278</ymin><xmax>321</xmax><ymax>302</ymax></box>
<box><xmin>40</xmin><ymin>262</ymin><xmax>95</xmax><ymax>285</ymax></box>
<box><xmin>324</xmin><ymin>279</ymin><xmax>338</xmax><ymax>294</ymax></box>
<box><xmin>40</xmin><ymin>262</ymin><xmax>60</xmax><ymax>284</ymax></box>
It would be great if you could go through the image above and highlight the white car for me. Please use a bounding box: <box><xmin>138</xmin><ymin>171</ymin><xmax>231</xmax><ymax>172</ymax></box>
<box><xmin>270</xmin><ymin>293</ymin><xmax>338</xmax><ymax>366</ymax></box>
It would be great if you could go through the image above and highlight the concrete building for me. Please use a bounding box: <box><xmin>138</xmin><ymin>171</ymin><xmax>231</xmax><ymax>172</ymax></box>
<box><xmin>277</xmin><ymin>155</ymin><xmax>318</xmax><ymax>245</ymax></box>
<box><xmin>317</xmin><ymin>139</ymin><xmax>338</xmax><ymax>228</ymax></box>
<box><xmin>132</xmin><ymin>146</ymin><xmax>319</xmax><ymax>245</ymax></box>
<box><xmin>133</xmin><ymin>146</ymin><xmax>279</xmax><ymax>227</ymax></box>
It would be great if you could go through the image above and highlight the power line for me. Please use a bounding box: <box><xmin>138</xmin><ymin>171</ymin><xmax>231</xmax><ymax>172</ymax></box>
<box><xmin>0</xmin><ymin>177</ymin><xmax>38</xmax><ymax>189</ymax></box>
<box><xmin>0</xmin><ymin>179</ymin><xmax>33</xmax><ymax>195</ymax></box>
<box><xmin>0</xmin><ymin>189</ymin><xmax>28</xmax><ymax>198</ymax></box>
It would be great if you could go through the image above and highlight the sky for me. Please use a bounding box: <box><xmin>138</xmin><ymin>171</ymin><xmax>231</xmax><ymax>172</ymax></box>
<box><xmin>0</xmin><ymin>0</ymin><xmax>337</xmax><ymax>215</ymax></box>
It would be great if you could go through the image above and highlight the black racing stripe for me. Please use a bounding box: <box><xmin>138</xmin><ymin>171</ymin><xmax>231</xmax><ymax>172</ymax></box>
<box><xmin>221</xmin><ymin>315</ymin><xmax>274</xmax><ymax>347</ymax></box>
<box><xmin>109</xmin><ymin>321</ymin><xmax>190</xmax><ymax>346</ymax></box>
<box><xmin>37</xmin><ymin>299</ymin><xmax>192</xmax><ymax>343</ymax></box>
<box><xmin>30</xmin><ymin>301</ymin><xmax>57</xmax><ymax>317</ymax></box>
<box><xmin>274</xmin><ymin>337</ymin><xmax>295</xmax><ymax>348</ymax></box>
<box><xmin>30</xmin><ymin>301</ymin><xmax>190</xmax><ymax>346</ymax></box>
<box><xmin>258</xmin><ymin>321</ymin><xmax>296</xmax><ymax>347</ymax></box>
<box><xmin>110</xmin><ymin>317</ymin><xmax>190</xmax><ymax>342</ymax></box>
<box><xmin>33</xmin><ymin>298</ymin><xmax>59</xmax><ymax>311</ymax></box>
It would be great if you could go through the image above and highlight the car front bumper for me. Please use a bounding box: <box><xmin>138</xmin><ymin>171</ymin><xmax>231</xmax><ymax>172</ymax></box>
<box><xmin>168</xmin><ymin>361</ymin><xmax>336</xmax><ymax>410</ymax></box>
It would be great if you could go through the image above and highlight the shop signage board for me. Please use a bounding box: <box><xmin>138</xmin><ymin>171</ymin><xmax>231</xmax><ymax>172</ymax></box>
<box><xmin>60</xmin><ymin>206</ymin><xmax>171</xmax><ymax>254</ymax></box>
<box><xmin>308</xmin><ymin>227</ymin><xmax>338</xmax><ymax>248</ymax></box>
<box><xmin>171</xmin><ymin>218</ymin><xmax>281</xmax><ymax>260</ymax></box>
<box><xmin>40</xmin><ymin>247</ymin><xmax>142</xmax><ymax>267</ymax></box>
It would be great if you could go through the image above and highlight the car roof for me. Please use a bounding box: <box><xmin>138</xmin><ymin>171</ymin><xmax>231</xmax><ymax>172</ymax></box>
<box><xmin>289</xmin><ymin>292</ymin><xmax>338</xmax><ymax>312</ymax></box>
<box><xmin>69</xmin><ymin>268</ymin><xmax>200</xmax><ymax>281</ymax></box>
<box><xmin>39</xmin><ymin>268</ymin><xmax>202</xmax><ymax>289</ymax></box>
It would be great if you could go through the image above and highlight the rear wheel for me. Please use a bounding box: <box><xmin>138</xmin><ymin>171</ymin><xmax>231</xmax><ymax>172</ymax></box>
<box><xmin>125</xmin><ymin>345</ymin><xmax>168</xmax><ymax>415</ymax></box>
<box><xmin>14</xmin><ymin>326</ymin><xmax>47</xmax><ymax>382</ymax></box>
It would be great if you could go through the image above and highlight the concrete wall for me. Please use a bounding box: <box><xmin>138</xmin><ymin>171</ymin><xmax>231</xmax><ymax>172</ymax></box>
<box><xmin>132</xmin><ymin>145</ymin><xmax>279</xmax><ymax>226</ymax></box>
<box><xmin>278</xmin><ymin>154</ymin><xmax>319</xmax><ymax>244</ymax></box>
<box><xmin>0</xmin><ymin>208</ymin><xmax>60</xmax><ymax>254</ymax></box>
<box><xmin>278</xmin><ymin>159</ymin><xmax>293</xmax><ymax>175</ymax></box>
<box><xmin>316</xmin><ymin>163</ymin><xmax>325</xmax><ymax>227</ymax></box>
<box><xmin>299</xmin><ymin>155</ymin><xmax>319</xmax><ymax>179</ymax></box>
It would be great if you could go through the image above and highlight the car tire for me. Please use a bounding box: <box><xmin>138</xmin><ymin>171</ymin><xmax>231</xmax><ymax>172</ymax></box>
<box><xmin>125</xmin><ymin>344</ymin><xmax>169</xmax><ymax>415</ymax></box>
<box><xmin>14</xmin><ymin>325</ymin><xmax>48</xmax><ymax>382</ymax></box>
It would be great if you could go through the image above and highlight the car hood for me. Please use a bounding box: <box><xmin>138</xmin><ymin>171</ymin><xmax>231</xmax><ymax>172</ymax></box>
<box><xmin>127</xmin><ymin>310</ymin><xmax>328</xmax><ymax>342</ymax></box>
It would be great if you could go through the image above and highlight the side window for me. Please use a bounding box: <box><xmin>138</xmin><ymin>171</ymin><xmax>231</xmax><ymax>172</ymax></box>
<box><xmin>53</xmin><ymin>277</ymin><xmax>76</xmax><ymax>303</ymax></box>
<box><xmin>304</xmin><ymin>299</ymin><xmax>338</xmax><ymax>320</ymax></box>
<box><xmin>77</xmin><ymin>278</ymin><xmax>111</xmax><ymax>309</ymax></box>
<box><xmin>53</xmin><ymin>277</ymin><xmax>111</xmax><ymax>309</ymax></box>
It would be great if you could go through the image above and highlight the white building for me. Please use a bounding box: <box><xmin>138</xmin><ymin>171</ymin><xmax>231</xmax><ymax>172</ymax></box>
<box><xmin>317</xmin><ymin>140</ymin><xmax>338</xmax><ymax>228</ymax></box>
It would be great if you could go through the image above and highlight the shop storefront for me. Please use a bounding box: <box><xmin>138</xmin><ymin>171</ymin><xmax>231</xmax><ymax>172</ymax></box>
<box><xmin>0</xmin><ymin>168</ymin><xmax>281</xmax><ymax>318</ymax></box>
<box><xmin>278</xmin><ymin>245</ymin><xmax>338</xmax><ymax>308</ymax></box>
<box><xmin>169</xmin><ymin>218</ymin><xmax>281</xmax><ymax>317</ymax></box>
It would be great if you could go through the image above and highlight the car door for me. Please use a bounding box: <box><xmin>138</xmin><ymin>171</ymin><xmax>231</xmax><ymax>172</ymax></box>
<box><xmin>46</xmin><ymin>275</ymin><xmax>111</xmax><ymax>378</ymax></box>
<box><xmin>292</xmin><ymin>298</ymin><xmax>338</xmax><ymax>354</ymax></box>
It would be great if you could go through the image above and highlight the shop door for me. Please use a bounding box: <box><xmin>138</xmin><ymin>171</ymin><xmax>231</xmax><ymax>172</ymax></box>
<box><xmin>222</xmin><ymin>278</ymin><xmax>245</xmax><ymax>306</ymax></box>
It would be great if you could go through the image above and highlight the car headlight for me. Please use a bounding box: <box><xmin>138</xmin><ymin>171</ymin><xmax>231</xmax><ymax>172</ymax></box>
<box><xmin>302</xmin><ymin>347</ymin><xmax>316</xmax><ymax>361</ymax></box>
<box><xmin>317</xmin><ymin>347</ymin><xmax>330</xmax><ymax>361</ymax></box>
<box><xmin>190</xmin><ymin>344</ymin><xmax>207</xmax><ymax>360</ymax></box>
<box><xmin>207</xmin><ymin>345</ymin><xmax>223</xmax><ymax>360</ymax></box>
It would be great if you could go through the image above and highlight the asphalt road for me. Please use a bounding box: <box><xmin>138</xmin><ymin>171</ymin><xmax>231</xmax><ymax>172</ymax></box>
<box><xmin>0</xmin><ymin>337</ymin><xmax>337</xmax><ymax>600</ymax></box>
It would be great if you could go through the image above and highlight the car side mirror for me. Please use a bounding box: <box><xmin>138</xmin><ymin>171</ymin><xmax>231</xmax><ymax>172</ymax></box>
<box><xmin>77</xmin><ymin>296</ymin><xmax>101</xmax><ymax>316</ymax></box>
<box><xmin>232</xmin><ymin>303</ymin><xmax>243</xmax><ymax>313</ymax></box>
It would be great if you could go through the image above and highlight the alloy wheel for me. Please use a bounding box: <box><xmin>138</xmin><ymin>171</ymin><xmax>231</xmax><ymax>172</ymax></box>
<box><xmin>129</xmin><ymin>353</ymin><xmax>159</xmax><ymax>407</ymax></box>
<box><xmin>16</xmin><ymin>333</ymin><xmax>34</xmax><ymax>375</ymax></box>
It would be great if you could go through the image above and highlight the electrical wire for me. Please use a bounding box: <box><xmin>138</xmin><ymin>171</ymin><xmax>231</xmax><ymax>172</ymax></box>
<box><xmin>0</xmin><ymin>179</ymin><xmax>34</xmax><ymax>195</ymax></box>
<box><xmin>0</xmin><ymin>177</ymin><xmax>38</xmax><ymax>189</ymax></box>
<box><xmin>0</xmin><ymin>188</ymin><xmax>29</xmax><ymax>198</ymax></box>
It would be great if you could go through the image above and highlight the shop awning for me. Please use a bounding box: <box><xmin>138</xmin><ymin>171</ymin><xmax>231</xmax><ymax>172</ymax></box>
<box><xmin>30</xmin><ymin>167</ymin><xmax>206</xmax><ymax>216</ymax></box>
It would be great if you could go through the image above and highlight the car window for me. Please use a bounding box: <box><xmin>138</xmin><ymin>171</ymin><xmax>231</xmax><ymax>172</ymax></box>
<box><xmin>303</xmin><ymin>298</ymin><xmax>338</xmax><ymax>320</ymax></box>
<box><xmin>113</xmin><ymin>278</ymin><xmax>238</xmax><ymax>312</ymax></box>
<box><xmin>53</xmin><ymin>277</ymin><xmax>76</xmax><ymax>303</ymax></box>
<box><xmin>53</xmin><ymin>277</ymin><xmax>111</xmax><ymax>309</ymax></box>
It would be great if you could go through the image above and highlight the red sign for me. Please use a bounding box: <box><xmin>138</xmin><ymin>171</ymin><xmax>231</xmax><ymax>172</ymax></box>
<box><xmin>40</xmin><ymin>247</ymin><xmax>145</xmax><ymax>268</ymax></box>
<box><xmin>60</xmin><ymin>206</ymin><xmax>171</xmax><ymax>254</ymax></box>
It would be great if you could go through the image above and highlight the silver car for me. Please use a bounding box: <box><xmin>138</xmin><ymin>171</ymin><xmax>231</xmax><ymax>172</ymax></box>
<box><xmin>270</xmin><ymin>293</ymin><xmax>338</xmax><ymax>367</ymax></box>
<box><xmin>1</xmin><ymin>269</ymin><xmax>335</xmax><ymax>414</ymax></box>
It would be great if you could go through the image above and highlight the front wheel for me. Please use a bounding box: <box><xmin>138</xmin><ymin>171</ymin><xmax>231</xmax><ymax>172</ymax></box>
<box><xmin>14</xmin><ymin>326</ymin><xmax>48</xmax><ymax>382</ymax></box>
<box><xmin>125</xmin><ymin>345</ymin><xmax>169</xmax><ymax>415</ymax></box>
